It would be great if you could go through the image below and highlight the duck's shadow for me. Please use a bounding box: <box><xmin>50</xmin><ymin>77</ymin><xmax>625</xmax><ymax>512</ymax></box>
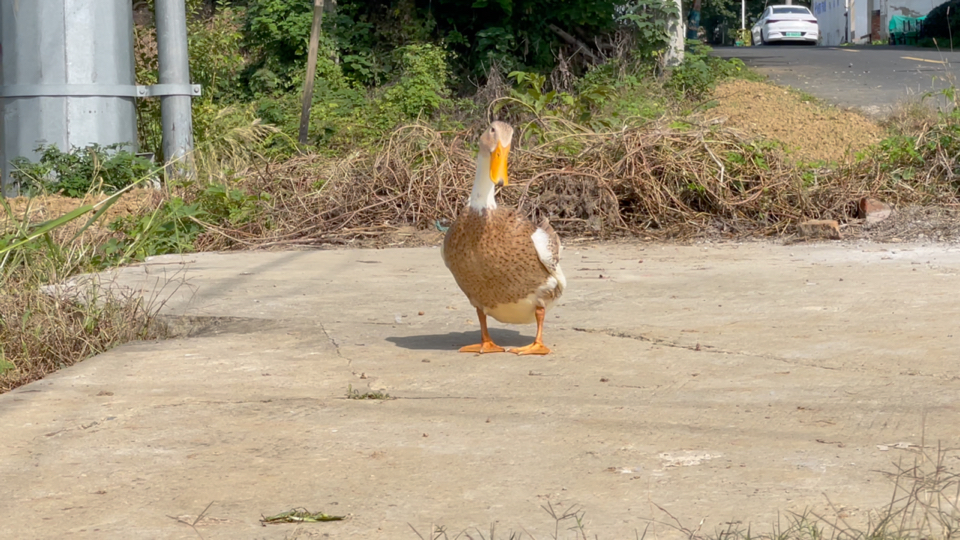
<box><xmin>387</xmin><ymin>329</ymin><xmax>531</xmax><ymax>351</ymax></box>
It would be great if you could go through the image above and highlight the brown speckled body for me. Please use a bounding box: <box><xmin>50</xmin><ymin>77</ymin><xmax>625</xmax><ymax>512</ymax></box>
<box><xmin>443</xmin><ymin>206</ymin><xmax>561</xmax><ymax>323</ymax></box>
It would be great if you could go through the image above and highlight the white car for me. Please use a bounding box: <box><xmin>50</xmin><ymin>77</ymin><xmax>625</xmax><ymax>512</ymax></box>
<box><xmin>751</xmin><ymin>5</ymin><xmax>820</xmax><ymax>45</ymax></box>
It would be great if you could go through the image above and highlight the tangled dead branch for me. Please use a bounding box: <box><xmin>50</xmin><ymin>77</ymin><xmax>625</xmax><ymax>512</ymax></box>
<box><xmin>204</xmin><ymin>121</ymin><xmax>959</xmax><ymax>248</ymax></box>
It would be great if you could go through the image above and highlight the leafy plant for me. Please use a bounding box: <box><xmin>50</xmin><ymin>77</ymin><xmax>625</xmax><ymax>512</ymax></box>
<box><xmin>474</xmin><ymin>26</ymin><xmax>519</xmax><ymax>75</ymax></box>
<box><xmin>103</xmin><ymin>197</ymin><xmax>206</xmax><ymax>265</ymax></box>
<box><xmin>195</xmin><ymin>182</ymin><xmax>265</xmax><ymax>226</ymax></box>
<box><xmin>380</xmin><ymin>44</ymin><xmax>453</xmax><ymax>119</ymax></box>
<box><xmin>99</xmin><ymin>178</ymin><xmax>266</xmax><ymax>267</ymax></box>
<box><xmin>189</xmin><ymin>6</ymin><xmax>245</xmax><ymax>101</ymax></box>
<box><xmin>493</xmin><ymin>70</ymin><xmax>615</xmax><ymax>140</ymax></box>
<box><xmin>10</xmin><ymin>144</ymin><xmax>159</xmax><ymax>198</ymax></box>
<box><xmin>619</xmin><ymin>0</ymin><xmax>681</xmax><ymax>61</ymax></box>
<box><xmin>667</xmin><ymin>43</ymin><xmax>747</xmax><ymax>100</ymax></box>
<box><xmin>243</xmin><ymin>0</ymin><xmax>315</xmax><ymax>75</ymax></box>
<box><xmin>505</xmin><ymin>71</ymin><xmax>561</xmax><ymax>117</ymax></box>
<box><xmin>346</xmin><ymin>384</ymin><xmax>393</xmax><ymax>400</ymax></box>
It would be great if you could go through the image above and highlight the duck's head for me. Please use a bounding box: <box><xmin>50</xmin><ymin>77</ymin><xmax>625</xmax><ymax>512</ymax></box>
<box><xmin>479</xmin><ymin>121</ymin><xmax>514</xmax><ymax>187</ymax></box>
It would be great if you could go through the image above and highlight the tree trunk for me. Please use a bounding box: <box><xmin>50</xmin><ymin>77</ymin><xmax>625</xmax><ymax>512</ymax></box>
<box><xmin>298</xmin><ymin>0</ymin><xmax>326</xmax><ymax>145</ymax></box>
<box><xmin>329</xmin><ymin>0</ymin><xmax>339</xmax><ymax>64</ymax></box>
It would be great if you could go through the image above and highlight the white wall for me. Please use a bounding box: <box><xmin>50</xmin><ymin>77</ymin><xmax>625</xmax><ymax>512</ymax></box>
<box><xmin>851</xmin><ymin>0</ymin><xmax>869</xmax><ymax>42</ymax></box>
<box><xmin>810</xmin><ymin>0</ymin><xmax>935</xmax><ymax>44</ymax></box>
<box><xmin>813</xmin><ymin>0</ymin><xmax>849</xmax><ymax>45</ymax></box>
<box><xmin>884</xmin><ymin>0</ymin><xmax>937</xmax><ymax>21</ymax></box>
<box><xmin>874</xmin><ymin>0</ymin><xmax>936</xmax><ymax>39</ymax></box>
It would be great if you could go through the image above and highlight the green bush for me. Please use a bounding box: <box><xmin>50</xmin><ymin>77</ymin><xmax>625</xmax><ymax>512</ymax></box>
<box><xmin>189</xmin><ymin>6</ymin><xmax>246</xmax><ymax>101</ymax></box>
<box><xmin>301</xmin><ymin>43</ymin><xmax>455</xmax><ymax>148</ymax></box>
<box><xmin>100</xmin><ymin>181</ymin><xmax>266</xmax><ymax>266</ymax></box>
<box><xmin>921</xmin><ymin>0</ymin><xmax>960</xmax><ymax>44</ymax></box>
<box><xmin>618</xmin><ymin>0</ymin><xmax>681</xmax><ymax>61</ymax></box>
<box><xmin>242</xmin><ymin>0</ymin><xmax>314</xmax><ymax>83</ymax></box>
<box><xmin>667</xmin><ymin>43</ymin><xmax>747</xmax><ymax>100</ymax></box>
<box><xmin>10</xmin><ymin>144</ymin><xmax>159</xmax><ymax>198</ymax></box>
<box><xmin>380</xmin><ymin>44</ymin><xmax>453</xmax><ymax>118</ymax></box>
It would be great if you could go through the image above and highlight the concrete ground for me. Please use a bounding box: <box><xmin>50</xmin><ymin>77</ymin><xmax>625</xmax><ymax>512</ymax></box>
<box><xmin>2</xmin><ymin>241</ymin><xmax>960</xmax><ymax>539</ymax></box>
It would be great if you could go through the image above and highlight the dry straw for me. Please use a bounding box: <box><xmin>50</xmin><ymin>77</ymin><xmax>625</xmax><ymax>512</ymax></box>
<box><xmin>198</xmin><ymin>120</ymin><xmax>958</xmax><ymax>248</ymax></box>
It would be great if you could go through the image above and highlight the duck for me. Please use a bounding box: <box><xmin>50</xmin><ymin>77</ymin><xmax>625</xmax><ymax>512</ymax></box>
<box><xmin>441</xmin><ymin>121</ymin><xmax>566</xmax><ymax>355</ymax></box>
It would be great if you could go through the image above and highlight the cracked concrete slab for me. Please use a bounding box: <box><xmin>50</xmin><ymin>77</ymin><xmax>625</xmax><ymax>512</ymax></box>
<box><xmin>2</xmin><ymin>241</ymin><xmax>960</xmax><ymax>539</ymax></box>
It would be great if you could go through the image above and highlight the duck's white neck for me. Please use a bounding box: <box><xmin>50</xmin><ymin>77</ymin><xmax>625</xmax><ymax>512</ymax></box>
<box><xmin>469</xmin><ymin>151</ymin><xmax>496</xmax><ymax>211</ymax></box>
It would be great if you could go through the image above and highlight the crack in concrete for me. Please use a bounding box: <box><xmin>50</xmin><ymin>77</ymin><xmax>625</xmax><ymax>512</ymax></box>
<box><xmin>153</xmin><ymin>397</ymin><xmax>326</xmax><ymax>408</ymax></box>
<box><xmin>394</xmin><ymin>396</ymin><xmax>478</xmax><ymax>400</ymax></box>
<box><xmin>572</xmin><ymin>327</ymin><xmax>839</xmax><ymax>371</ymax></box>
<box><xmin>318</xmin><ymin>321</ymin><xmax>350</xmax><ymax>365</ymax></box>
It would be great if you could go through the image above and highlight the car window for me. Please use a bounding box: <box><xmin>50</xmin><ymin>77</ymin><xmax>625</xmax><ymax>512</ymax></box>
<box><xmin>772</xmin><ymin>6</ymin><xmax>813</xmax><ymax>14</ymax></box>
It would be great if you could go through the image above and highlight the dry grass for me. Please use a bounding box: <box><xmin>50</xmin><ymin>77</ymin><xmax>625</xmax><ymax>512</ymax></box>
<box><xmin>194</xmin><ymin>120</ymin><xmax>959</xmax><ymax>249</ymax></box>
<box><xmin>410</xmin><ymin>445</ymin><xmax>960</xmax><ymax>540</ymax></box>
<box><xmin>886</xmin><ymin>96</ymin><xmax>944</xmax><ymax>136</ymax></box>
<box><xmin>0</xmin><ymin>186</ymin><xmax>167</xmax><ymax>394</ymax></box>
<box><xmin>868</xmin><ymin>444</ymin><xmax>960</xmax><ymax>540</ymax></box>
<box><xmin>0</xmin><ymin>278</ymin><xmax>164</xmax><ymax>393</ymax></box>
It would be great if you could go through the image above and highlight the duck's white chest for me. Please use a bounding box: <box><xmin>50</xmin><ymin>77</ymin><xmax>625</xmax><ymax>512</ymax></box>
<box><xmin>483</xmin><ymin>274</ymin><xmax>563</xmax><ymax>324</ymax></box>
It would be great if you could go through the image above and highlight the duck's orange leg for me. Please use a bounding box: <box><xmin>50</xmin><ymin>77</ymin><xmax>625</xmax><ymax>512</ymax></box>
<box><xmin>511</xmin><ymin>306</ymin><xmax>551</xmax><ymax>355</ymax></box>
<box><xmin>459</xmin><ymin>308</ymin><xmax>506</xmax><ymax>354</ymax></box>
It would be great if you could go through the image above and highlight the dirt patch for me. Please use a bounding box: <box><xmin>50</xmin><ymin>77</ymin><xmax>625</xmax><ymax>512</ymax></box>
<box><xmin>1</xmin><ymin>189</ymin><xmax>163</xmax><ymax>244</ymax></box>
<box><xmin>704</xmin><ymin>79</ymin><xmax>885</xmax><ymax>163</ymax></box>
<box><xmin>2</xmin><ymin>189</ymin><xmax>160</xmax><ymax>226</ymax></box>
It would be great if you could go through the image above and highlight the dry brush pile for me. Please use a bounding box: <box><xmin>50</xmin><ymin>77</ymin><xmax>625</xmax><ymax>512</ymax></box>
<box><xmin>206</xmin><ymin>120</ymin><xmax>960</xmax><ymax>248</ymax></box>
<box><xmin>0</xmin><ymin>280</ymin><xmax>163</xmax><ymax>393</ymax></box>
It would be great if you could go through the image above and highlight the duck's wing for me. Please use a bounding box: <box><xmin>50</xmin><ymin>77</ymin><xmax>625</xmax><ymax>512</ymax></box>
<box><xmin>530</xmin><ymin>218</ymin><xmax>562</xmax><ymax>273</ymax></box>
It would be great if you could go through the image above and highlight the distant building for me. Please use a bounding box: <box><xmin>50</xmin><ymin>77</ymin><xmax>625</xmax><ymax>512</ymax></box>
<box><xmin>812</xmin><ymin>0</ymin><xmax>937</xmax><ymax>45</ymax></box>
<box><xmin>812</xmin><ymin>0</ymin><xmax>850</xmax><ymax>45</ymax></box>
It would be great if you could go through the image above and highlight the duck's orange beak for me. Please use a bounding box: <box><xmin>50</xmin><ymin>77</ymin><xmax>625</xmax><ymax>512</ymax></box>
<box><xmin>489</xmin><ymin>142</ymin><xmax>509</xmax><ymax>186</ymax></box>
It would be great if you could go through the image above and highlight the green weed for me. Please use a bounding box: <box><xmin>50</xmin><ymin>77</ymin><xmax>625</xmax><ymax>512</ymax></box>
<box><xmin>10</xmin><ymin>144</ymin><xmax>159</xmax><ymax>198</ymax></box>
<box><xmin>0</xmin><ymin>182</ymin><xmax>164</xmax><ymax>393</ymax></box>
<box><xmin>346</xmin><ymin>384</ymin><xmax>393</xmax><ymax>400</ymax></box>
<box><xmin>668</xmin><ymin>43</ymin><xmax>749</xmax><ymax>101</ymax></box>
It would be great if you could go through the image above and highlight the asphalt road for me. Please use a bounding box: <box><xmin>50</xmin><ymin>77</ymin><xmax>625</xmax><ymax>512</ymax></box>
<box><xmin>713</xmin><ymin>45</ymin><xmax>960</xmax><ymax>114</ymax></box>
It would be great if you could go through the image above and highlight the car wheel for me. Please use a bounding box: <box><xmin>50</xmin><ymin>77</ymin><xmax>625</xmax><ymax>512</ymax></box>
<box><xmin>760</xmin><ymin>31</ymin><xmax>768</xmax><ymax>45</ymax></box>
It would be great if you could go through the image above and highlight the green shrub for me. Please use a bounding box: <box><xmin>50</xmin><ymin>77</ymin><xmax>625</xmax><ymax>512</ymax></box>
<box><xmin>189</xmin><ymin>6</ymin><xmax>245</xmax><ymax>102</ymax></box>
<box><xmin>380</xmin><ymin>44</ymin><xmax>453</xmax><ymax>118</ymax></box>
<box><xmin>136</xmin><ymin>3</ymin><xmax>248</xmax><ymax>160</ymax></box>
<box><xmin>243</xmin><ymin>0</ymin><xmax>314</xmax><ymax>81</ymax></box>
<box><xmin>10</xmin><ymin>144</ymin><xmax>159</xmax><ymax>198</ymax></box>
<box><xmin>921</xmin><ymin>0</ymin><xmax>960</xmax><ymax>44</ymax></box>
<box><xmin>667</xmin><ymin>43</ymin><xmax>747</xmax><ymax>100</ymax></box>
<box><xmin>618</xmin><ymin>0</ymin><xmax>681</xmax><ymax>61</ymax></box>
<box><xmin>100</xmin><ymin>180</ymin><xmax>266</xmax><ymax>266</ymax></box>
<box><xmin>302</xmin><ymin>43</ymin><xmax>455</xmax><ymax>148</ymax></box>
<box><xmin>103</xmin><ymin>197</ymin><xmax>206</xmax><ymax>265</ymax></box>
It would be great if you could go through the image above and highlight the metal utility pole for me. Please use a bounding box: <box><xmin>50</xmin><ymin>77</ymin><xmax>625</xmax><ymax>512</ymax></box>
<box><xmin>299</xmin><ymin>0</ymin><xmax>326</xmax><ymax>145</ymax></box>
<box><xmin>155</xmin><ymin>0</ymin><xmax>196</xmax><ymax>175</ymax></box>
<box><xmin>0</xmin><ymin>0</ymin><xmax>139</xmax><ymax>196</ymax></box>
